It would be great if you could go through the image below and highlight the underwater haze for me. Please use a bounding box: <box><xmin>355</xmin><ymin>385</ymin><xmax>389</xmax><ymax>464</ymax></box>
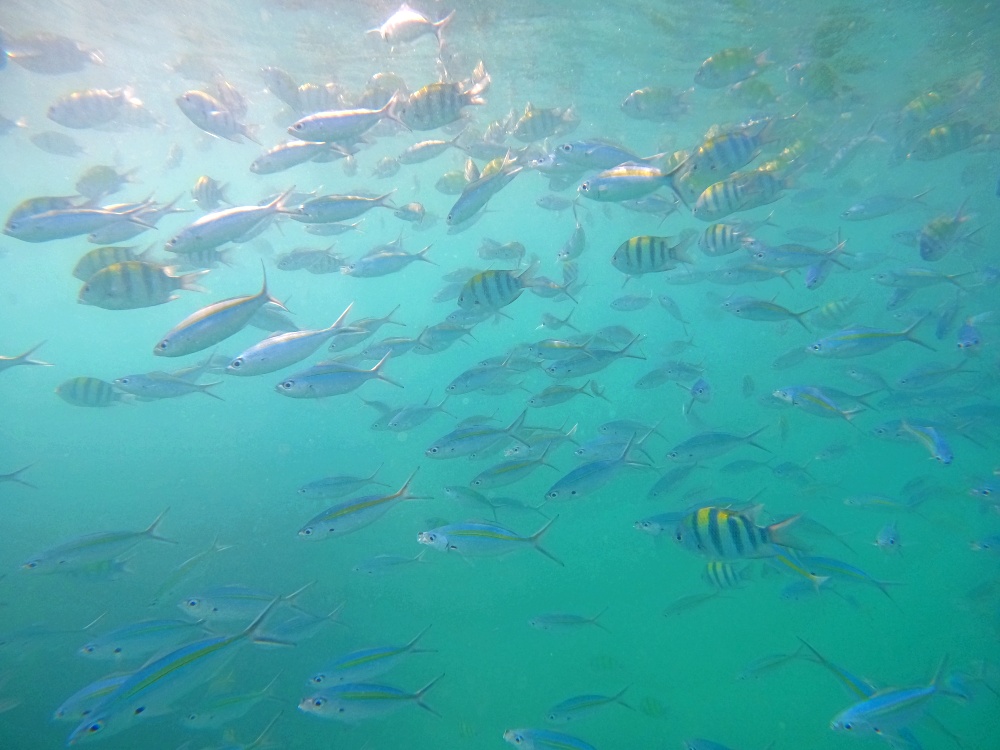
<box><xmin>1</xmin><ymin>1</ymin><xmax>999</xmax><ymax>749</ymax></box>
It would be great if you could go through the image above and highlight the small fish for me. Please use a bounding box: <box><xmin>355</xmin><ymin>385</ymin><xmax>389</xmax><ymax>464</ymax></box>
<box><xmin>176</xmin><ymin>89</ymin><xmax>259</xmax><ymax>144</ymax></box>
<box><xmin>695</xmin><ymin>47</ymin><xmax>770</xmax><ymax>88</ymax></box>
<box><xmin>154</xmin><ymin>269</ymin><xmax>284</xmax><ymax>357</ymax></box>
<box><xmin>191</xmin><ymin>176</ymin><xmax>231</xmax><ymax>211</ymax></box>
<box><xmin>298</xmin><ymin>675</ymin><xmax>442</xmax><ymax>722</ymax></box>
<box><xmin>352</xmin><ymin>551</ymin><xmax>427</xmax><ymax>575</ymax></box>
<box><xmin>621</xmin><ymin>86</ymin><xmax>692</xmax><ymax>120</ymax></box>
<box><xmin>308</xmin><ymin>626</ymin><xmax>434</xmax><ymax>685</ymax></box>
<box><xmin>297</xmin><ymin>470</ymin><xmax>423</xmax><ymax>539</ymax></box>
<box><xmin>418</xmin><ymin>517</ymin><xmax>562</xmax><ymax>565</ymax></box>
<box><xmin>56</xmin><ymin>377</ymin><xmax>126</xmax><ymax>407</ymax></box>
<box><xmin>545</xmin><ymin>686</ymin><xmax>632</xmax><ymax>723</ymax></box>
<box><xmin>666</xmin><ymin>427</ymin><xmax>769</xmax><ymax>462</ymax></box>
<box><xmin>529</xmin><ymin>606</ymin><xmax>609</xmax><ymax>633</ymax></box>
<box><xmin>113</xmin><ymin>371</ymin><xmax>222</xmax><ymax>401</ymax></box>
<box><xmin>807</xmin><ymin>318</ymin><xmax>933</xmax><ymax>358</ymax></box>
<box><xmin>874</xmin><ymin>521</ymin><xmax>902</xmax><ymax>554</ymax></box>
<box><xmin>503</xmin><ymin>727</ymin><xmax>597</xmax><ymax>750</ymax></box>
<box><xmin>22</xmin><ymin>509</ymin><xmax>173</xmax><ymax>574</ymax></box>
<box><xmin>79</xmin><ymin>619</ymin><xmax>206</xmax><ymax>662</ymax></box>
<box><xmin>369</xmin><ymin>4</ymin><xmax>455</xmax><ymax>47</ymax></box>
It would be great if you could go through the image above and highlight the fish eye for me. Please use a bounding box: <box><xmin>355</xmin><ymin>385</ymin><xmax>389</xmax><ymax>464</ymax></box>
<box><xmin>844</xmin><ymin>723</ymin><xmax>853</xmax><ymax>731</ymax></box>
<box><xmin>811</xmin><ymin>344</ymin><xmax>821</xmax><ymax>351</ymax></box>
<box><xmin>88</xmin><ymin>721</ymin><xmax>105</xmax><ymax>733</ymax></box>
<box><xmin>428</xmin><ymin>446</ymin><xmax>439</xmax><ymax>454</ymax></box>
<box><xmin>113</xmin><ymin>647</ymin><xmax>122</xmax><ymax>654</ymax></box>
<box><xmin>186</xmin><ymin>599</ymin><xmax>198</xmax><ymax>608</ymax></box>
<box><xmin>337</xmin><ymin>707</ymin><xmax>345</xmax><ymax>713</ymax></box>
<box><xmin>230</xmin><ymin>359</ymin><xmax>242</xmax><ymax>368</ymax></box>
<box><xmin>24</xmin><ymin>560</ymin><xmax>37</xmax><ymax>569</ymax></box>
<box><xmin>559</xmin><ymin>144</ymin><xmax>572</xmax><ymax>153</ymax></box>
<box><xmin>301</xmin><ymin>527</ymin><xmax>313</xmax><ymax>536</ymax></box>
<box><xmin>83</xmin><ymin>645</ymin><xmax>94</xmax><ymax>653</ymax></box>
<box><xmin>579</xmin><ymin>181</ymin><xmax>590</xmax><ymax>191</ymax></box>
<box><xmin>119</xmin><ymin>378</ymin><xmax>129</xmax><ymax>384</ymax></box>
<box><xmin>157</xmin><ymin>341</ymin><xmax>169</xmax><ymax>350</ymax></box>
<box><xmin>281</xmin><ymin>381</ymin><xmax>294</xmax><ymax>389</ymax></box>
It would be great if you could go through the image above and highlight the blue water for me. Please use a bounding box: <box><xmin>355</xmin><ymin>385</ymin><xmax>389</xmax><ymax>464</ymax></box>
<box><xmin>1</xmin><ymin>1</ymin><xmax>999</xmax><ymax>748</ymax></box>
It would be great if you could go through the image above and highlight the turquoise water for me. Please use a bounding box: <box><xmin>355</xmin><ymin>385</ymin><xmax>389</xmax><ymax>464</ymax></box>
<box><xmin>1</xmin><ymin>1</ymin><xmax>999</xmax><ymax>748</ymax></box>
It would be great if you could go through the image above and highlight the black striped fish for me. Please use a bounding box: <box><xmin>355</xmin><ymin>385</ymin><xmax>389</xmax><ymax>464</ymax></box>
<box><xmin>457</xmin><ymin>262</ymin><xmax>539</xmax><ymax>311</ymax></box>
<box><xmin>397</xmin><ymin>65</ymin><xmax>490</xmax><ymax>131</ymax></box>
<box><xmin>611</xmin><ymin>229</ymin><xmax>697</xmax><ymax>279</ymax></box>
<box><xmin>78</xmin><ymin>261</ymin><xmax>208</xmax><ymax>310</ymax></box>
<box><xmin>55</xmin><ymin>377</ymin><xmax>126</xmax><ymax>407</ymax></box>
<box><xmin>673</xmin><ymin>506</ymin><xmax>800</xmax><ymax>560</ymax></box>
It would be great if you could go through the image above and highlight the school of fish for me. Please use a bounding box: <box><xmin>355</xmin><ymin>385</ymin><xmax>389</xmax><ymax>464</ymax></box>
<box><xmin>1</xmin><ymin>2</ymin><xmax>999</xmax><ymax>750</ymax></box>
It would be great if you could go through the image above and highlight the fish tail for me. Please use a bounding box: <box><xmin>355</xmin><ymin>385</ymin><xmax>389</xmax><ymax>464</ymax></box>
<box><xmin>767</xmin><ymin>513</ymin><xmax>807</xmax><ymax>551</ymax></box>
<box><xmin>240</xmin><ymin>121</ymin><xmax>262</xmax><ymax>145</ymax></box>
<box><xmin>269</xmin><ymin>185</ymin><xmax>300</xmax><ymax>215</ymax></box>
<box><xmin>13</xmin><ymin>341</ymin><xmax>52</xmax><ymax>367</ymax></box>
<box><xmin>329</xmin><ymin>301</ymin><xmax>354</xmax><ymax>332</ymax></box>
<box><xmin>393</xmin><ymin>466</ymin><xmax>424</xmax><ymax>500</ymax></box>
<box><xmin>179</xmin><ymin>269</ymin><xmax>211</xmax><ymax>294</ymax></box>
<box><xmin>591</xmin><ymin>605</ymin><xmax>612</xmax><ymax>632</ymax></box>
<box><xmin>529</xmin><ymin>515</ymin><xmax>564</xmax><ymax>566</ymax></box>
<box><xmin>903</xmin><ymin>315</ymin><xmax>936</xmax><ymax>351</ymax></box>
<box><xmin>198</xmin><ymin>381</ymin><xmax>225</xmax><ymax>400</ymax></box>
<box><xmin>371</xmin><ymin>352</ymin><xmax>404</xmax><ymax>388</ymax></box>
<box><xmin>745</xmin><ymin>425</ymin><xmax>772</xmax><ymax>453</ymax></box>
<box><xmin>415</xmin><ymin>674</ymin><xmax>444</xmax><ymax>717</ymax></box>
<box><xmin>144</xmin><ymin>507</ymin><xmax>176</xmax><ymax>544</ymax></box>
<box><xmin>376</xmin><ymin>189</ymin><xmax>398</xmax><ymax>209</ymax></box>
<box><xmin>794</xmin><ymin>307</ymin><xmax>817</xmax><ymax>331</ymax></box>
<box><xmin>416</xmin><ymin>244</ymin><xmax>436</xmax><ymax>264</ymax></box>
<box><xmin>4</xmin><ymin>463</ymin><xmax>37</xmax><ymax>488</ymax></box>
<box><xmin>383</xmin><ymin>91</ymin><xmax>411</xmax><ymax>132</ymax></box>
<box><xmin>406</xmin><ymin>624</ymin><xmax>435</xmax><ymax>652</ymax></box>
<box><xmin>247</xmin><ymin>597</ymin><xmax>294</xmax><ymax>646</ymax></box>
<box><xmin>368</xmin><ymin>462</ymin><xmax>391</xmax><ymax>487</ymax></box>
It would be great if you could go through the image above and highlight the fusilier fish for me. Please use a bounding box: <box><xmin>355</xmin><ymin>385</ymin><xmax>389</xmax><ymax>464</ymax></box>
<box><xmin>227</xmin><ymin>304</ymin><xmax>353</xmax><ymax>375</ymax></box>
<box><xmin>154</xmin><ymin>269</ymin><xmax>284</xmax><ymax>356</ymax></box>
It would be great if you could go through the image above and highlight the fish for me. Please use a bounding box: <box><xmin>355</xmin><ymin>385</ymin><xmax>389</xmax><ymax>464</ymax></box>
<box><xmin>397</xmin><ymin>67</ymin><xmax>490</xmax><ymax>131</ymax></box>
<box><xmin>830</xmin><ymin>657</ymin><xmax>954</xmax><ymax>739</ymax></box>
<box><xmin>78</xmin><ymin>262</ymin><xmax>208</xmax><ymax>310</ymax></box>
<box><xmin>176</xmin><ymin>89</ymin><xmax>259</xmax><ymax>144</ymax></box>
<box><xmin>22</xmin><ymin>509</ymin><xmax>173</xmax><ymax>574</ymax></box>
<box><xmin>621</xmin><ymin>86</ymin><xmax>692</xmax><ymax>120</ymax></box>
<box><xmin>154</xmin><ymin>269</ymin><xmax>285</xmax><ymax>357</ymax></box>
<box><xmin>369</xmin><ymin>4</ymin><xmax>455</xmax><ymax>47</ymax></box>
<box><xmin>578</xmin><ymin>160</ymin><xmax>688</xmax><ymax>203</ymax></box>
<box><xmin>56</xmin><ymin>377</ymin><xmax>126</xmax><ymax>407</ymax></box>
<box><xmin>721</xmin><ymin>295</ymin><xmax>815</xmax><ymax>329</ymax></box>
<box><xmin>874</xmin><ymin>521</ymin><xmax>902</xmax><ymax>554</ymax></box>
<box><xmin>695</xmin><ymin>47</ymin><xmax>770</xmax><ymax>87</ymax></box>
<box><xmin>288</xmin><ymin>96</ymin><xmax>403</xmax><ymax>142</ymax></box>
<box><xmin>181</xmin><ymin>674</ymin><xmax>281</xmax><ymax>729</ymax></box>
<box><xmin>54</xmin><ymin>674</ymin><xmax>130</xmax><ymax>723</ymax></box>
<box><xmin>672</xmin><ymin>506</ymin><xmax>802</xmax><ymax>560</ymax></box>
<box><xmin>418</xmin><ymin>517</ymin><xmax>562</xmax><ymax>565</ymax></box>
<box><xmin>502</xmin><ymin>728</ymin><xmax>597</xmax><ymax>750</ymax></box>
<box><xmin>307</xmin><ymin>625</ymin><xmax>434</xmax><ymax>685</ymax></box>
<box><xmin>0</xmin><ymin>342</ymin><xmax>53</xmax><ymax>372</ymax></box>
<box><xmin>298</xmin><ymin>675</ymin><xmax>442</xmax><ymax>722</ymax></box>
<box><xmin>227</xmin><ymin>304</ymin><xmax>353</xmax><ymax>376</ymax></box>
<box><xmin>900</xmin><ymin>421</ymin><xmax>953</xmax><ymax>465</ymax></box>
<box><xmin>297</xmin><ymin>469</ymin><xmax>423</xmax><ymax>539</ymax></box>
<box><xmin>79</xmin><ymin>619</ymin><xmax>207</xmax><ymax>662</ymax></box>
<box><xmin>165</xmin><ymin>187</ymin><xmax>299</xmax><ymax>254</ymax></box>
<box><xmin>529</xmin><ymin>606</ymin><xmax>609</xmax><ymax>632</ymax></box>
<box><xmin>191</xmin><ymin>175</ymin><xmax>231</xmax><ymax>211</ymax></box>
<box><xmin>66</xmin><ymin>599</ymin><xmax>284</xmax><ymax>745</ymax></box>
<box><xmin>611</xmin><ymin>230</ymin><xmax>696</xmax><ymax>279</ymax></box>
<box><xmin>292</xmin><ymin>191</ymin><xmax>396</xmax><ymax>224</ymax></box>
<box><xmin>276</xmin><ymin>351</ymin><xmax>401</xmax><ymax>398</ymax></box>
<box><xmin>297</xmin><ymin>465</ymin><xmax>389</xmax><ymax>500</ymax></box>
<box><xmin>352</xmin><ymin>551</ymin><xmax>428</xmax><ymax>575</ymax></box>
<box><xmin>545</xmin><ymin>686</ymin><xmax>632</xmax><ymax>723</ymax></box>
<box><xmin>806</xmin><ymin>318</ymin><xmax>934</xmax><ymax>357</ymax></box>
<box><xmin>47</xmin><ymin>87</ymin><xmax>140</xmax><ymax>129</ymax></box>
<box><xmin>113</xmin><ymin>371</ymin><xmax>222</xmax><ymax>401</ymax></box>
<box><xmin>666</xmin><ymin>427</ymin><xmax>769</xmax><ymax>462</ymax></box>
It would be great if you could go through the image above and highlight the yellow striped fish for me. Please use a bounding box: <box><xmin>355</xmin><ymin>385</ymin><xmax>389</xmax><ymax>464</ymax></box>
<box><xmin>78</xmin><ymin>261</ymin><xmax>208</xmax><ymax>309</ymax></box>
<box><xmin>673</xmin><ymin>506</ymin><xmax>801</xmax><ymax>560</ymax></box>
